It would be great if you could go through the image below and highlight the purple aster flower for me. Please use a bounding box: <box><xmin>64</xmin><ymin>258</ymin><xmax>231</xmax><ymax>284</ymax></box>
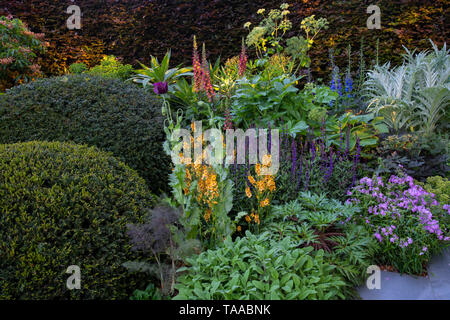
<box><xmin>374</xmin><ymin>233</ymin><xmax>383</xmax><ymax>242</ymax></box>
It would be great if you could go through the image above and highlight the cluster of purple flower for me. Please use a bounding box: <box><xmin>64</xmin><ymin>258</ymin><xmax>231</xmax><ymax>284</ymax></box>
<box><xmin>347</xmin><ymin>174</ymin><xmax>450</xmax><ymax>247</ymax></box>
<box><xmin>278</xmin><ymin>123</ymin><xmax>360</xmax><ymax>193</ymax></box>
<box><xmin>229</xmin><ymin>121</ymin><xmax>362</xmax><ymax>201</ymax></box>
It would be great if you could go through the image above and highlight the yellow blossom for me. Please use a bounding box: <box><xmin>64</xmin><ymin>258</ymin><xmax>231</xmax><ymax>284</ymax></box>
<box><xmin>255</xmin><ymin>163</ymin><xmax>261</xmax><ymax>175</ymax></box>
<box><xmin>204</xmin><ymin>209</ymin><xmax>211</xmax><ymax>222</ymax></box>
<box><xmin>260</xmin><ymin>198</ymin><xmax>269</xmax><ymax>207</ymax></box>
<box><xmin>245</xmin><ymin>215</ymin><xmax>251</xmax><ymax>223</ymax></box>
<box><xmin>245</xmin><ymin>186</ymin><xmax>252</xmax><ymax>198</ymax></box>
<box><xmin>266</xmin><ymin>178</ymin><xmax>276</xmax><ymax>192</ymax></box>
<box><xmin>248</xmin><ymin>175</ymin><xmax>256</xmax><ymax>185</ymax></box>
<box><xmin>262</xmin><ymin>154</ymin><xmax>271</xmax><ymax>167</ymax></box>
<box><xmin>256</xmin><ymin>180</ymin><xmax>266</xmax><ymax>192</ymax></box>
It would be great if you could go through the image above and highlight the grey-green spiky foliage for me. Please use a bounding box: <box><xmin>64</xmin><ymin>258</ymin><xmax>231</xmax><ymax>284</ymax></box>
<box><xmin>364</xmin><ymin>40</ymin><xmax>449</xmax><ymax>136</ymax></box>
<box><xmin>265</xmin><ymin>192</ymin><xmax>377</xmax><ymax>299</ymax></box>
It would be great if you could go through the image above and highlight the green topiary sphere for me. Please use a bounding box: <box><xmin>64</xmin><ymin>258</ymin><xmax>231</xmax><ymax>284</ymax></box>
<box><xmin>0</xmin><ymin>74</ymin><xmax>171</xmax><ymax>194</ymax></box>
<box><xmin>0</xmin><ymin>141</ymin><xmax>154</xmax><ymax>299</ymax></box>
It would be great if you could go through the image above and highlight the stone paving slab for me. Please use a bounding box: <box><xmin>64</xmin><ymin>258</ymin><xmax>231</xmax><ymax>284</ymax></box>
<box><xmin>357</xmin><ymin>248</ymin><xmax>450</xmax><ymax>300</ymax></box>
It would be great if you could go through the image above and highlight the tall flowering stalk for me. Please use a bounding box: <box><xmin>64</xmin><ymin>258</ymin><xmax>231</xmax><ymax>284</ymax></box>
<box><xmin>297</xmin><ymin>152</ymin><xmax>303</xmax><ymax>191</ymax></box>
<box><xmin>324</xmin><ymin>150</ymin><xmax>334</xmax><ymax>183</ymax></box>
<box><xmin>337</xmin><ymin>124</ymin><xmax>343</xmax><ymax>159</ymax></box>
<box><xmin>245</xmin><ymin>155</ymin><xmax>276</xmax><ymax>231</ymax></box>
<box><xmin>201</xmin><ymin>43</ymin><xmax>215</xmax><ymax>102</ymax></box>
<box><xmin>344</xmin><ymin>72</ymin><xmax>353</xmax><ymax>98</ymax></box>
<box><xmin>352</xmin><ymin>135</ymin><xmax>360</xmax><ymax>187</ymax></box>
<box><xmin>291</xmin><ymin>139</ymin><xmax>297</xmax><ymax>179</ymax></box>
<box><xmin>192</xmin><ymin>37</ymin><xmax>215</xmax><ymax>102</ymax></box>
<box><xmin>268</xmin><ymin>121</ymin><xmax>272</xmax><ymax>153</ymax></box>
<box><xmin>223</xmin><ymin>108</ymin><xmax>233</xmax><ymax>130</ymax></box>
<box><xmin>238</xmin><ymin>38</ymin><xmax>247</xmax><ymax>77</ymax></box>
<box><xmin>172</xmin><ymin>126</ymin><xmax>234</xmax><ymax>247</ymax></box>
<box><xmin>192</xmin><ymin>36</ymin><xmax>202</xmax><ymax>92</ymax></box>
<box><xmin>344</xmin><ymin>126</ymin><xmax>350</xmax><ymax>158</ymax></box>
<box><xmin>304</xmin><ymin>159</ymin><xmax>310</xmax><ymax>191</ymax></box>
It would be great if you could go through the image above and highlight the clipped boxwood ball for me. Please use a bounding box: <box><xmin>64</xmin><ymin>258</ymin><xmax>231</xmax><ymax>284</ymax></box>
<box><xmin>0</xmin><ymin>141</ymin><xmax>154</xmax><ymax>299</ymax></box>
<box><xmin>0</xmin><ymin>74</ymin><xmax>170</xmax><ymax>194</ymax></box>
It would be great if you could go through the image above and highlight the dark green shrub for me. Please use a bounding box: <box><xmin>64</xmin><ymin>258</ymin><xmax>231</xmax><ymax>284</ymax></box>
<box><xmin>375</xmin><ymin>134</ymin><xmax>449</xmax><ymax>181</ymax></box>
<box><xmin>0</xmin><ymin>141</ymin><xmax>154</xmax><ymax>299</ymax></box>
<box><xmin>0</xmin><ymin>74</ymin><xmax>171</xmax><ymax>194</ymax></box>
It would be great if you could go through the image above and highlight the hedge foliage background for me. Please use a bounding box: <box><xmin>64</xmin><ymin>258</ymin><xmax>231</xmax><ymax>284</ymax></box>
<box><xmin>0</xmin><ymin>75</ymin><xmax>171</xmax><ymax>194</ymax></box>
<box><xmin>1</xmin><ymin>0</ymin><xmax>448</xmax><ymax>80</ymax></box>
<box><xmin>0</xmin><ymin>141</ymin><xmax>153</xmax><ymax>299</ymax></box>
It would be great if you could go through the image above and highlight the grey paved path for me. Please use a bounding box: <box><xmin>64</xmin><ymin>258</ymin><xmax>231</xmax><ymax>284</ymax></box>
<box><xmin>357</xmin><ymin>248</ymin><xmax>450</xmax><ymax>300</ymax></box>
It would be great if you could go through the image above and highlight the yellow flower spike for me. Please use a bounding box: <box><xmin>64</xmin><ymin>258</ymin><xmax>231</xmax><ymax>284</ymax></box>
<box><xmin>256</xmin><ymin>181</ymin><xmax>265</xmax><ymax>193</ymax></box>
<box><xmin>237</xmin><ymin>226</ymin><xmax>242</xmax><ymax>232</ymax></box>
<box><xmin>262</xmin><ymin>154</ymin><xmax>271</xmax><ymax>167</ymax></box>
<box><xmin>254</xmin><ymin>214</ymin><xmax>260</xmax><ymax>225</ymax></box>
<box><xmin>245</xmin><ymin>186</ymin><xmax>252</xmax><ymax>198</ymax></box>
<box><xmin>204</xmin><ymin>209</ymin><xmax>211</xmax><ymax>222</ymax></box>
<box><xmin>179</xmin><ymin>153</ymin><xmax>185</xmax><ymax>164</ymax></box>
<box><xmin>245</xmin><ymin>215</ymin><xmax>251</xmax><ymax>223</ymax></box>
<box><xmin>255</xmin><ymin>163</ymin><xmax>261</xmax><ymax>175</ymax></box>
<box><xmin>248</xmin><ymin>175</ymin><xmax>256</xmax><ymax>185</ymax></box>
<box><xmin>260</xmin><ymin>198</ymin><xmax>269</xmax><ymax>208</ymax></box>
<box><xmin>267</xmin><ymin>179</ymin><xmax>276</xmax><ymax>192</ymax></box>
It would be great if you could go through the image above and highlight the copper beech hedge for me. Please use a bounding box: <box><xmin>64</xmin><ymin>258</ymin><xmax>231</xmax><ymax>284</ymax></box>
<box><xmin>1</xmin><ymin>0</ymin><xmax>448</xmax><ymax>80</ymax></box>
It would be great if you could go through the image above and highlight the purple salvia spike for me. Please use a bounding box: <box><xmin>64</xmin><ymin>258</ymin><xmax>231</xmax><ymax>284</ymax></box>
<box><xmin>311</xmin><ymin>139</ymin><xmax>316</xmax><ymax>162</ymax></box>
<box><xmin>305</xmin><ymin>160</ymin><xmax>310</xmax><ymax>191</ymax></box>
<box><xmin>268</xmin><ymin>121</ymin><xmax>272</xmax><ymax>153</ymax></box>
<box><xmin>291</xmin><ymin>139</ymin><xmax>297</xmax><ymax>180</ymax></box>
<box><xmin>345</xmin><ymin>126</ymin><xmax>350</xmax><ymax>159</ymax></box>
<box><xmin>326</xmin><ymin>150</ymin><xmax>334</xmax><ymax>183</ymax></box>
<box><xmin>297</xmin><ymin>153</ymin><xmax>303</xmax><ymax>191</ymax></box>
<box><xmin>338</xmin><ymin>123</ymin><xmax>343</xmax><ymax>159</ymax></box>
